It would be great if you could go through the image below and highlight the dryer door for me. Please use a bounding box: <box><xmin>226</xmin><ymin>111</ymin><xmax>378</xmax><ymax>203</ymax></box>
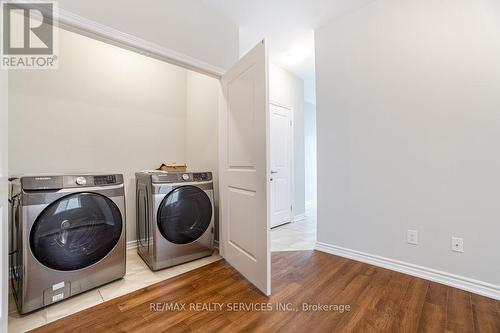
<box><xmin>157</xmin><ymin>185</ymin><xmax>212</xmax><ymax>244</ymax></box>
<box><xmin>30</xmin><ymin>192</ymin><xmax>122</xmax><ymax>271</ymax></box>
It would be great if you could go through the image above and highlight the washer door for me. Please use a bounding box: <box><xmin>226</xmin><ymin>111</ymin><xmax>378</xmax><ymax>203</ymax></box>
<box><xmin>30</xmin><ymin>192</ymin><xmax>122</xmax><ymax>271</ymax></box>
<box><xmin>157</xmin><ymin>185</ymin><xmax>212</xmax><ymax>244</ymax></box>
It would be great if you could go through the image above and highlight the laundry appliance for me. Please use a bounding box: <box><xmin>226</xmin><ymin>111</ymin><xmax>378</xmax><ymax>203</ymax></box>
<box><xmin>135</xmin><ymin>171</ymin><xmax>214</xmax><ymax>270</ymax></box>
<box><xmin>9</xmin><ymin>174</ymin><xmax>126</xmax><ymax>314</ymax></box>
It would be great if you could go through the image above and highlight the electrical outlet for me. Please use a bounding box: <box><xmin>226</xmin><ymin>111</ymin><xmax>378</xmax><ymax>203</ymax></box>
<box><xmin>452</xmin><ymin>237</ymin><xmax>464</xmax><ymax>253</ymax></box>
<box><xmin>407</xmin><ymin>230</ymin><xmax>418</xmax><ymax>245</ymax></box>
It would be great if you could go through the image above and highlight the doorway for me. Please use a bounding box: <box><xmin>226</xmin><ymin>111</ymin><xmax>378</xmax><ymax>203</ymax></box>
<box><xmin>268</xmin><ymin>66</ymin><xmax>317</xmax><ymax>252</ymax></box>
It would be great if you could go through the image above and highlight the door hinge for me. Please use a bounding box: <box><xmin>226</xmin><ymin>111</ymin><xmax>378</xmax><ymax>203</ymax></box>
<box><xmin>290</xmin><ymin>120</ymin><xmax>293</xmax><ymax>126</ymax></box>
<box><xmin>290</xmin><ymin>205</ymin><xmax>293</xmax><ymax>212</ymax></box>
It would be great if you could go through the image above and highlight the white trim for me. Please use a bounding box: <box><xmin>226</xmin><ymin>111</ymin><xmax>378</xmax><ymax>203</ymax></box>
<box><xmin>293</xmin><ymin>214</ymin><xmax>306</xmax><ymax>222</ymax></box>
<box><xmin>0</xmin><ymin>67</ymin><xmax>7</xmax><ymax>333</ymax></box>
<box><xmin>315</xmin><ymin>241</ymin><xmax>500</xmax><ymax>301</ymax></box>
<box><xmin>121</xmin><ymin>239</ymin><xmax>219</xmax><ymax>252</ymax></box>
<box><xmin>305</xmin><ymin>200</ymin><xmax>316</xmax><ymax>210</ymax></box>
<box><xmin>36</xmin><ymin>6</ymin><xmax>225</xmax><ymax>78</ymax></box>
<box><xmin>217</xmin><ymin>84</ymin><xmax>226</xmax><ymax>259</ymax></box>
<box><xmin>126</xmin><ymin>240</ymin><xmax>137</xmax><ymax>251</ymax></box>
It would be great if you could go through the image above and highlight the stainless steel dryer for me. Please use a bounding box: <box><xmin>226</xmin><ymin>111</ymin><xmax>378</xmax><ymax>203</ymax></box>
<box><xmin>135</xmin><ymin>171</ymin><xmax>214</xmax><ymax>271</ymax></box>
<box><xmin>9</xmin><ymin>174</ymin><xmax>126</xmax><ymax>314</ymax></box>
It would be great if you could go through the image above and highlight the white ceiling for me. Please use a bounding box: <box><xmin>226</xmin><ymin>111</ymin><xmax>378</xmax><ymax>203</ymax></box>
<box><xmin>201</xmin><ymin>0</ymin><xmax>374</xmax><ymax>83</ymax></box>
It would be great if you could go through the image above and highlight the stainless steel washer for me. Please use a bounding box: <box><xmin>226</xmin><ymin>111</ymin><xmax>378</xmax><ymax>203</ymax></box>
<box><xmin>135</xmin><ymin>171</ymin><xmax>214</xmax><ymax>271</ymax></box>
<box><xmin>9</xmin><ymin>174</ymin><xmax>126</xmax><ymax>314</ymax></box>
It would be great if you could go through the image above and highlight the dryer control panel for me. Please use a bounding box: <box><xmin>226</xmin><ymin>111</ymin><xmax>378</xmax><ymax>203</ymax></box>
<box><xmin>151</xmin><ymin>172</ymin><xmax>212</xmax><ymax>184</ymax></box>
<box><xmin>94</xmin><ymin>175</ymin><xmax>117</xmax><ymax>185</ymax></box>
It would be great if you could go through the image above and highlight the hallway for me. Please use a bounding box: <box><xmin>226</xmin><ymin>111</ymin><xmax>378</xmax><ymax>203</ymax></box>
<box><xmin>271</xmin><ymin>206</ymin><xmax>316</xmax><ymax>252</ymax></box>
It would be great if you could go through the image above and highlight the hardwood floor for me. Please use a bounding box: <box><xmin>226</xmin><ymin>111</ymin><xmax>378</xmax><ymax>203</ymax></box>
<box><xmin>31</xmin><ymin>251</ymin><xmax>500</xmax><ymax>333</ymax></box>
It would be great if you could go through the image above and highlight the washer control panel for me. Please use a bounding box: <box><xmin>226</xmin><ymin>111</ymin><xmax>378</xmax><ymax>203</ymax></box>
<box><xmin>151</xmin><ymin>172</ymin><xmax>212</xmax><ymax>184</ymax></box>
<box><xmin>73</xmin><ymin>175</ymin><xmax>119</xmax><ymax>187</ymax></box>
<box><xmin>20</xmin><ymin>174</ymin><xmax>124</xmax><ymax>190</ymax></box>
<box><xmin>193</xmin><ymin>172</ymin><xmax>210</xmax><ymax>181</ymax></box>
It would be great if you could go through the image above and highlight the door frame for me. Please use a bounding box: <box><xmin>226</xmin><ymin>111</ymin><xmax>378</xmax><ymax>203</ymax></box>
<box><xmin>1</xmin><ymin>12</ymin><xmax>225</xmax><ymax>323</ymax></box>
<box><xmin>0</xmin><ymin>60</ymin><xmax>8</xmax><ymax>332</ymax></box>
<box><xmin>269</xmin><ymin>100</ymin><xmax>294</xmax><ymax>226</ymax></box>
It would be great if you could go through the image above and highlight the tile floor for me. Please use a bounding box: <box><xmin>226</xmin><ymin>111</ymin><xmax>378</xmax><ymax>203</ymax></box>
<box><xmin>271</xmin><ymin>206</ymin><xmax>317</xmax><ymax>251</ymax></box>
<box><xmin>8</xmin><ymin>249</ymin><xmax>222</xmax><ymax>333</ymax></box>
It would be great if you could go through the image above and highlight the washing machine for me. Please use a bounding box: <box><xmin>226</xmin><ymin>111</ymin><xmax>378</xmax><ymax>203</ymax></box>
<box><xmin>9</xmin><ymin>174</ymin><xmax>126</xmax><ymax>314</ymax></box>
<box><xmin>135</xmin><ymin>171</ymin><xmax>214</xmax><ymax>271</ymax></box>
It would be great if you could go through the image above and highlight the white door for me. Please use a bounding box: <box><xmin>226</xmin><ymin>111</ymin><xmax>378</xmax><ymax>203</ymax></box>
<box><xmin>219</xmin><ymin>40</ymin><xmax>271</xmax><ymax>295</ymax></box>
<box><xmin>0</xmin><ymin>67</ymin><xmax>8</xmax><ymax>331</ymax></box>
<box><xmin>270</xmin><ymin>103</ymin><xmax>292</xmax><ymax>228</ymax></box>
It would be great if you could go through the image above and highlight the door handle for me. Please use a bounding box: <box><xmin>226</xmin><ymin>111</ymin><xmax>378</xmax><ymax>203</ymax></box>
<box><xmin>270</xmin><ymin>170</ymin><xmax>278</xmax><ymax>174</ymax></box>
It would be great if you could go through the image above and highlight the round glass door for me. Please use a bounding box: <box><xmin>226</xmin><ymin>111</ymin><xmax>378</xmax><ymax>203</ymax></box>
<box><xmin>157</xmin><ymin>186</ymin><xmax>212</xmax><ymax>244</ymax></box>
<box><xmin>30</xmin><ymin>192</ymin><xmax>122</xmax><ymax>271</ymax></box>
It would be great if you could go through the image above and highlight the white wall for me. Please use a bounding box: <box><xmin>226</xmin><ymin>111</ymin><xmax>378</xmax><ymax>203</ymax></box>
<box><xmin>57</xmin><ymin>0</ymin><xmax>239</xmax><ymax>71</ymax></box>
<box><xmin>185</xmin><ymin>71</ymin><xmax>220</xmax><ymax>239</ymax></box>
<box><xmin>316</xmin><ymin>0</ymin><xmax>500</xmax><ymax>288</ymax></box>
<box><xmin>269</xmin><ymin>63</ymin><xmax>305</xmax><ymax>218</ymax></box>
<box><xmin>304</xmin><ymin>102</ymin><xmax>316</xmax><ymax>206</ymax></box>
<box><xmin>9</xmin><ymin>28</ymin><xmax>191</xmax><ymax>243</ymax></box>
<box><xmin>304</xmin><ymin>79</ymin><xmax>316</xmax><ymax>105</ymax></box>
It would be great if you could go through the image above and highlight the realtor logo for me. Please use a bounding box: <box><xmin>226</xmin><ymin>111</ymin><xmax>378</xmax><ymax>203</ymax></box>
<box><xmin>1</xmin><ymin>1</ymin><xmax>58</xmax><ymax>69</ymax></box>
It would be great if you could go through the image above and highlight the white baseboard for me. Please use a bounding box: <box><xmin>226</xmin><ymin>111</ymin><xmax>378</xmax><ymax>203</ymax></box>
<box><xmin>315</xmin><ymin>241</ymin><xmax>500</xmax><ymax>301</ymax></box>
<box><xmin>293</xmin><ymin>214</ymin><xmax>306</xmax><ymax>222</ymax></box>
<box><xmin>127</xmin><ymin>239</ymin><xmax>219</xmax><ymax>251</ymax></box>
<box><xmin>126</xmin><ymin>240</ymin><xmax>138</xmax><ymax>250</ymax></box>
